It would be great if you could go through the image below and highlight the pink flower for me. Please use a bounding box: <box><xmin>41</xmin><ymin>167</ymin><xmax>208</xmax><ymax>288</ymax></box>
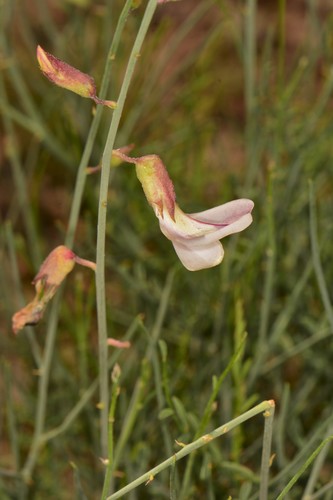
<box><xmin>112</xmin><ymin>151</ymin><xmax>254</xmax><ymax>271</ymax></box>
<box><xmin>36</xmin><ymin>46</ymin><xmax>116</xmax><ymax>108</ymax></box>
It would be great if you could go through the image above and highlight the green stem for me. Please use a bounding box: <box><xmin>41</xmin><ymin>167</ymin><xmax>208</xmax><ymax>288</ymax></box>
<box><xmin>101</xmin><ymin>367</ymin><xmax>121</xmax><ymax>500</ymax></box>
<box><xmin>309</xmin><ymin>181</ymin><xmax>333</xmax><ymax>332</ymax></box>
<box><xmin>276</xmin><ymin>436</ymin><xmax>333</xmax><ymax>500</ymax></box>
<box><xmin>259</xmin><ymin>401</ymin><xmax>275</xmax><ymax>499</ymax></box>
<box><xmin>107</xmin><ymin>400</ymin><xmax>275</xmax><ymax>500</ymax></box>
<box><xmin>39</xmin><ymin>316</ymin><xmax>139</xmax><ymax>444</ymax></box>
<box><xmin>244</xmin><ymin>0</ymin><xmax>256</xmax><ymax>119</ymax></box>
<box><xmin>20</xmin><ymin>4</ymin><xmax>133</xmax><ymax>483</ymax></box>
<box><xmin>180</xmin><ymin>332</ymin><xmax>248</xmax><ymax>498</ymax></box>
<box><xmin>65</xmin><ymin>0</ymin><xmax>133</xmax><ymax>248</ymax></box>
<box><xmin>21</xmin><ymin>292</ymin><xmax>63</xmax><ymax>484</ymax></box>
<box><xmin>248</xmin><ymin>167</ymin><xmax>276</xmax><ymax>387</ymax></box>
<box><xmin>95</xmin><ymin>0</ymin><xmax>158</xmax><ymax>458</ymax></box>
<box><xmin>109</xmin><ymin>270</ymin><xmax>175</xmax><ymax>491</ymax></box>
<box><xmin>244</xmin><ymin>0</ymin><xmax>257</xmax><ymax>187</ymax></box>
<box><xmin>302</xmin><ymin>424</ymin><xmax>333</xmax><ymax>498</ymax></box>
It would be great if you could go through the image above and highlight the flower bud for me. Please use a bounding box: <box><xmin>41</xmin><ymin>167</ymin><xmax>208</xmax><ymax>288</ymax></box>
<box><xmin>12</xmin><ymin>246</ymin><xmax>95</xmax><ymax>334</ymax></box>
<box><xmin>37</xmin><ymin>45</ymin><xmax>116</xmax><ymax>108</ymax></box>
<box><xmin>37</xmin><ymin>45</ymin><xmax>96</xmax><ymax>98</ymax></box>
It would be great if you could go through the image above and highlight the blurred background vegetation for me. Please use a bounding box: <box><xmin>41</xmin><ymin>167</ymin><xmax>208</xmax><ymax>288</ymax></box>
<box><xmin>1</xmin><ymin>0</ymin><xmax>333</xmax><ymax>498</ymax></box>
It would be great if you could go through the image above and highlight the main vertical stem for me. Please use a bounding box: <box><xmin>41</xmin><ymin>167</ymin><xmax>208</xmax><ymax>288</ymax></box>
<box><xmin>95</xmin><ymin>0</ymin><xmax>158</xmax><ymax>458</ymax></box>
<box><xmin>244</xmin><ymin>0</ymin><xmax>257</xmax><ymax>187</ymax></box>
<box><xmin>20</xmin><ymin>2</ymin><xmax>133</xmax><ymax>486</ymax></box>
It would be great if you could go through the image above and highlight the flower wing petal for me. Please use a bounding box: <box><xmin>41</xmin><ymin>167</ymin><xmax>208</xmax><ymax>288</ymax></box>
<box><xmin>171</xmin><ymin>239</ymin><xmax>224</xmax><ymax>271</ymax></box>
<box><xmin>189</xmin><ymin>199</ymin><xmax>254</xmax><ymax>243</ymax></box>
<box><xmin>201</xmin><ymin>211</ymin><xmax>253</xmax><ymax>243</ymax></box>
<box><xmin>190</xmin><ymin>199</ymin><xmax>254</xmax><ymax>225</ymax></box>
<box><xmin>159</xmin><ymin>205</ymin><xmax>218</xmax><ymax>241</ymax></box>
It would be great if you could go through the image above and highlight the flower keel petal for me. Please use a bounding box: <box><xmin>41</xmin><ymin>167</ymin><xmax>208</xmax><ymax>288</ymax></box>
<box><xmin>172</xmin><ymin>239</ymin><xmax>224</xmax><ymax>271</ymax></box>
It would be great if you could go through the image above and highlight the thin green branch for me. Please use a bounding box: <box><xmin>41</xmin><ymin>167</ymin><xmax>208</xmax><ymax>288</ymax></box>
<box><xmin>21</xmin><ymin>291</ymin><xmax>63</xmax><ymax>484</ymax></box>
<box><xmin>249</xmin><ymin>168</ymin><xmax>276</xmax><ymax>386</ymax></box>
<box><xmin>302</xmin><ymin>424</ymin><xmax>333</xmax><ymax>498</ymax></box>
<box><xmin>180</xmin><ymin>332</ymin><xmax>248</xmax><ymax>497</ymax></box>
<box><xmin>259</xmin><ymin>401</ymin><xmax>275</xmax><ymax>499</ymax></box>
<box><xmin>39</xmin><ymin>316</ymin><xmax>139</xmax><ymax>445</ymax></box>
<box><xmin>95</xmin><ymin>0</ymin><xmax>158</xmax><ymax>458</ymax></box>
<box><xmin>244</xmin><ymin>0</ymin><xmax>258</xmax><ymax>186</ymax></box>
<box><xmin>109</xmin><ymin>270</ymin><xmax>175</xmax><ymax>490</ymax></box>
<box><xmin>107</xmin><ymin>400</ymin><xmax>275</xmax><ymax>500</ymax></box>
<box><xmin>65</xmin><ymin>0</ymin><xmax>133</xmax><ymax>248</ymax></box>
<box><xmin>101</xmin><ymin>366</ymin><xmax>121</xmax><ymax>500</ymax></box>
<box><xmin>276</xmin><ymin>436</ymin><xmax>333</xmax><ymax>500</ymax></box>
<box><xmin>19</xmin><ymin>3</ymin><xmax>134</xmax><ymax>482</ymax></box>
<box><xmin>309</xmin><ymin>181</ymin><xmax>333</xmax><ymax>332</ymax></box>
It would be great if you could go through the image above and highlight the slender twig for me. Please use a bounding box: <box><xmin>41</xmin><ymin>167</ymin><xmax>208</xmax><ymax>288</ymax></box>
<box><xmin>39</xmin><ymin>316</ymin><xmax>139</xmax><ymax>444</ymax></box>
<box><xmin>306</xmin><ymin>479</ymin><xmax>333</xmax><ymax>499</ymax></box>
<box><xmin>101</xmin><ymin>366</ymin><xmax>121</xmax><ymax>500</ymax></box>
<box><xmin>244</xmin><ymin>0</ymin><xmax>258</xmax><ymax>186</ymax></box>
<box><xmin>249</xmin><ymin>167</ymin><xmax>276</xmax><ymax>386</ymax></box>
<box><xmin>259</xmin><ymin>401</ymin><xmax>275</xmax><ymax>499</ymax></box>
<box><xmin>302</xmin><ymin>424</ymin><xmax>333</xmax><ymax>499</ymax></box>
<box><xmin>109</xmin><ymin>269</ymin><xmax>175</xmax><ymax>491</ymax></box>
<box><xmin>180</xmin><ymin>332</ymin><xmax>248</xmax><ymax>497</ymax></box>
<box><xmin>267</xmin><ymin>414</ymin><xmax>333</xmax><ymax>490</ymax></box>
<box><xmin>65</xmin><ymin>0</ymin><xmax>133</xmax><ymax>248</ymax></box>
<box><xmin>95</xmin><ymin>0</ymin><xmax>158</xmax><ymax>458</ymax></box>
<box><xmin>276</xmin><ymin>436</ymin><xmax>333</xmax><ymax>500</ymax></box>
<box><xmin>309</xmin><ymin>181</ymin><xmax>333</xmax><ymax>332</ymax></box>
<box><xmin>107</xmin><ymin>400</ymin><xmax>275</xmax><ymax>500</ymax></box>
<box><xmin>21</xmin><ymin>291</ymin><xmax>63</xmax><ymax>484</ymax></box>
<box><xmin>20</xmin><ymin>3</ymin><xmax>133</xmax><ymax>482</ymax></box>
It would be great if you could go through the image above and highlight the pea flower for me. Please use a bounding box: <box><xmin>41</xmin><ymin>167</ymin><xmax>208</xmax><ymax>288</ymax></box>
<box><xmin>112</xmin><ymin>150</ymin><xmax>254</xmax><ymax>271</ymax></box>
<box><xmin>12</xmin><ymin>246</ymin><xmax>96</xmax><ymax>334</ymax></box>
<box><xmin>37</xmin><ymin>45</ymin><xmax>116</xmax><ymax>108</ymax></box>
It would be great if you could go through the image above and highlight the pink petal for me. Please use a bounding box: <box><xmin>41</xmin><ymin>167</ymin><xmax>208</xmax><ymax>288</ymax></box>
<box><xmin>159</xmin><ymin>199</ymin><xmax>254</xmax><ymax>244</ymax></box>
<box><xmin>190</xmin><ymin>199</ymin><xmax>254</xmax><ymax>225</ymax></box>
<box><xmin>199</xmin><ymin>211</ymin><xmax>253</xmax><ymax>243</ymax></box>
<box><xmin>172</xmin><ymin>239</ymin><xmax>224</xmax><ymax>271</ymax></box>
<box><xmin>158</xmin><ymin>206</ymin><xmax>215</xmax><ymax>241</ymax></box>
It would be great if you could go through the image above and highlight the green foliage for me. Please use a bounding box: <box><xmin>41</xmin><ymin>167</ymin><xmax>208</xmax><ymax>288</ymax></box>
<box><xmin>1</xmin><ymin>0</ymin><xmax>333</xmax><ymax>498</ymax></box>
